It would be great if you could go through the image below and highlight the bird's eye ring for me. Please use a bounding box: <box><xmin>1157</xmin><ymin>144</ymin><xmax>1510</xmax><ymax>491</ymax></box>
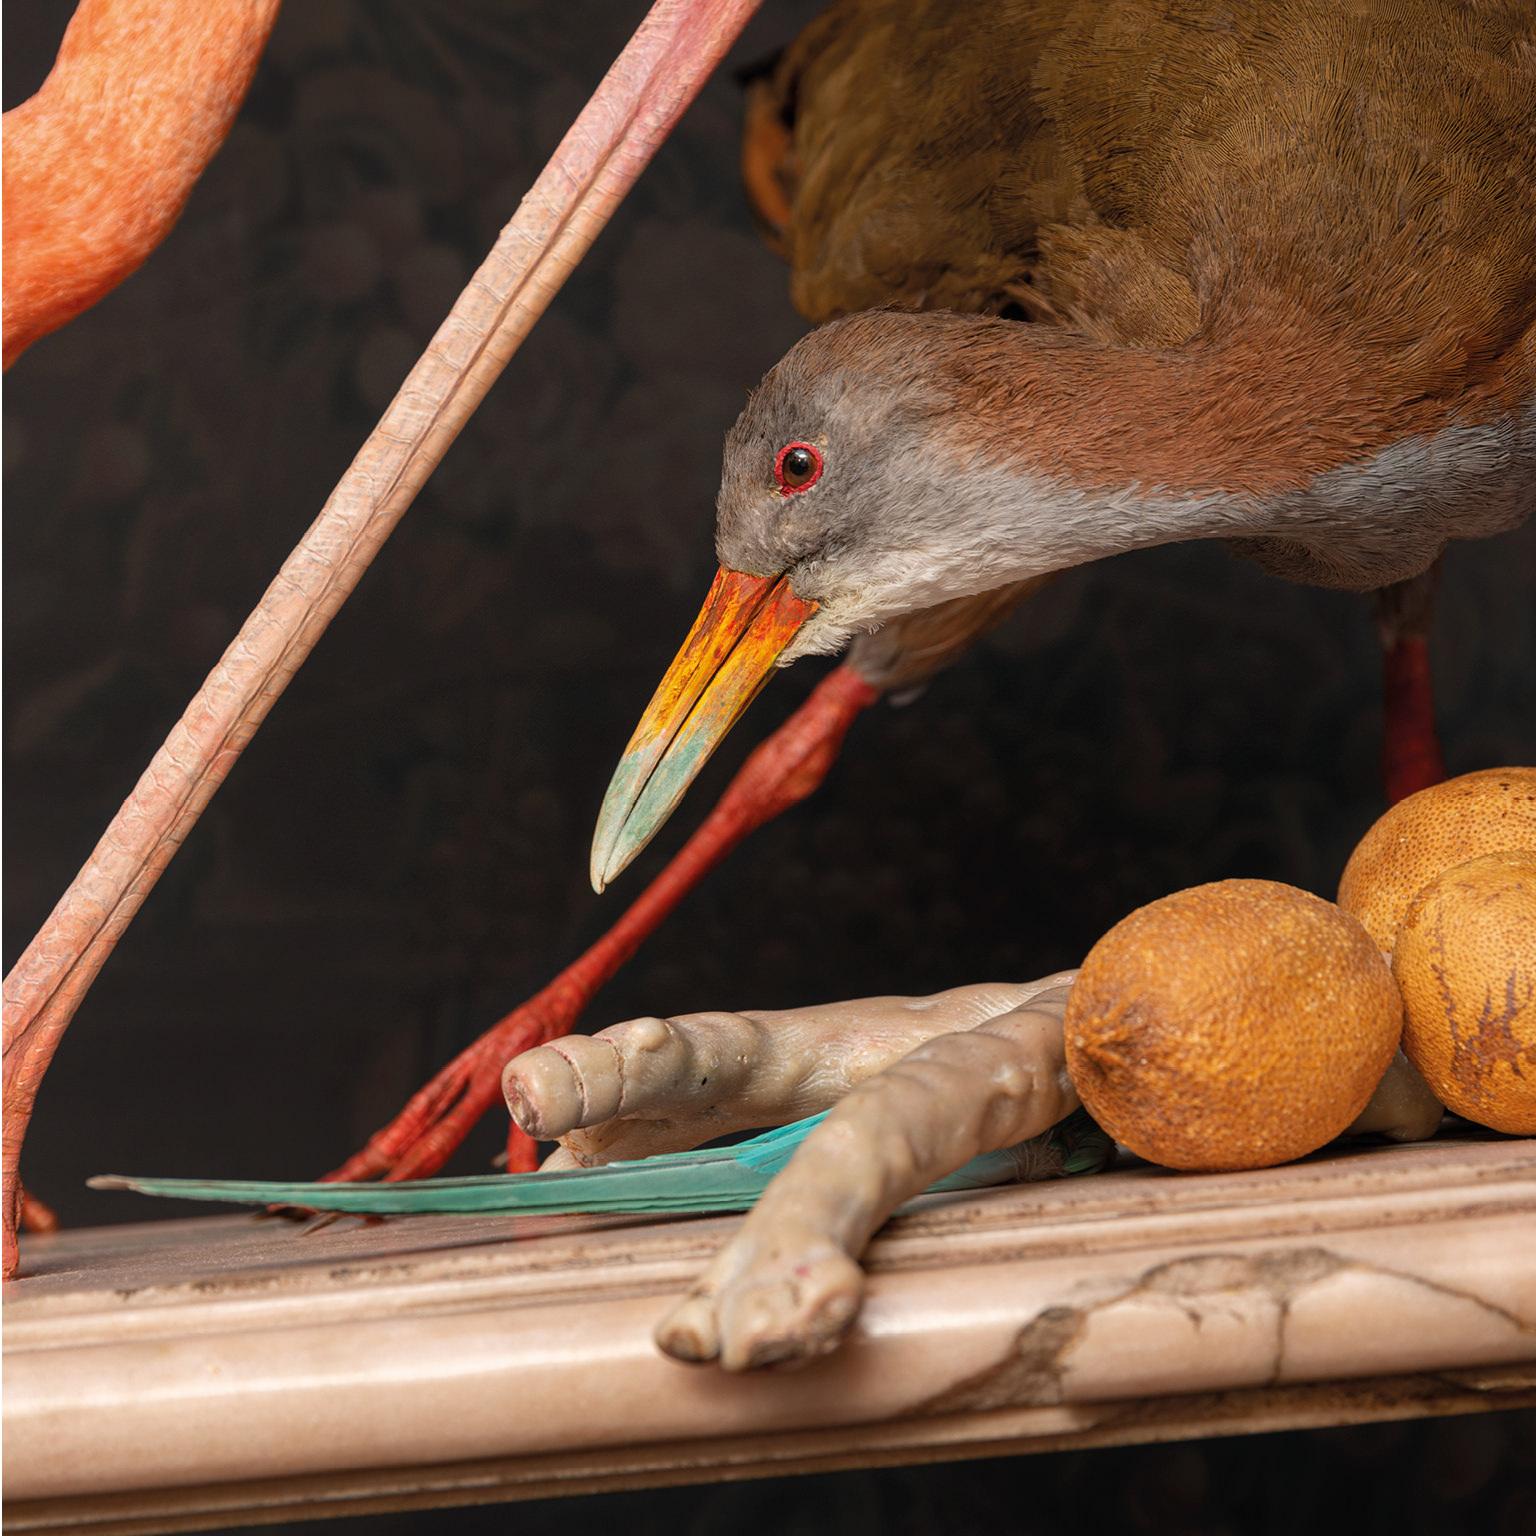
<box><xmin>774</xmin><ymin>441</ymin><xmax>824</xmax><ymax>495</ymax></box>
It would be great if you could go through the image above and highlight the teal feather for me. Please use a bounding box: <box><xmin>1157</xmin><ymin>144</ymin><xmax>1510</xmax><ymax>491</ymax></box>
<box><xmin>89</xmin><ymin>1109</ymin><xmax>1112</xmax><ymax>1217</ymax></box>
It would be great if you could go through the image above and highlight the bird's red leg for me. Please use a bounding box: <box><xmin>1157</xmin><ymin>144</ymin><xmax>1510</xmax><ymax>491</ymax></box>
<box><xmin>18</xmin><ymin>1187</ymin><xmax>60</xmax><ymax>1237</ymax></box>
<box><xmin>326</xmin><ymin>664</ymin><xmax>878</xmax><ymax>1182</ymax></box>
<box><xmin>2</xmin><ymin>0</ymin><xmax>764</xmax><ymax>1276</ymax></box>
<box><xmin>1377</xmin><ymin>564</ymin><xmax>1445</xmax><ymax>806</ymax></box>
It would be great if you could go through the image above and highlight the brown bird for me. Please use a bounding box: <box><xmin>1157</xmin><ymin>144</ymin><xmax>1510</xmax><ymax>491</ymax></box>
<box><xmin>591</xmin><ymin>0</ymin><xmax>1534</xmax><ymax>881</ymax></box>
<box><xmin>499</xmin><ymin>0</ymin><xmax>1534</xmax><ymax>1370</ymax></box>
<box><xmin>333</xmin><ymin>0</ymin><xmax>1532</xmax><ymax>1184</ymax></box>
<box><xmin>9</xmin><ymin>0</ymin><xmax>1523</xmax><ymax>1284</ymax></box>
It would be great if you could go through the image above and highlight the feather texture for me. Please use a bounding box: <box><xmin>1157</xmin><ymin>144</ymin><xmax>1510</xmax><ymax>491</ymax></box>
<box><xmin>90</xmin><ymin>1110</ymin><xmax>1112</xmax><ymax>1217</ymax></box>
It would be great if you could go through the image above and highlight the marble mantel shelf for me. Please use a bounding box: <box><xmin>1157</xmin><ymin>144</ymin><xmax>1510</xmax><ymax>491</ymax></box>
<box><xmin>5</xmin><ymin>1133</ymin><xmax>1535</xmax><ymax>1535</ymax></box>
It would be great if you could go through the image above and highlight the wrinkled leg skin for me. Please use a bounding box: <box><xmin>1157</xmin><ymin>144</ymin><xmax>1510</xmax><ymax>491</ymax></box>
<box><xmin>504</xmin><ymin>975</ymin><xmax>1080</xmax><ymax>1371</ymax></box>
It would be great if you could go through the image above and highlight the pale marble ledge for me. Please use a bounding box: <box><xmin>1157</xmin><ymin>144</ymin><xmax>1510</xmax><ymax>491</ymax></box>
<box><xmin>4</xmin><ymin>1132</ymin><xmax>1535</xmax><ymax>1536</ymax></box>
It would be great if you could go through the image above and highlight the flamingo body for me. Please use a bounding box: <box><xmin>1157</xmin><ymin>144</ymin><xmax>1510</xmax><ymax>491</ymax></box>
<box><xmin>2</xmin><ymin>0</ymin><xmax>281</xmax><ymax>367</ymax></box>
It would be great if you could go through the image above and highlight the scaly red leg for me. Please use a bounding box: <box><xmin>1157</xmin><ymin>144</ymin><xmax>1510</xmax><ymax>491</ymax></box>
<box><xmin>325</xmin><ymin>664</ymin><xmax>878</xmax><ymax>1182</ymax></box>
<box><xmin>1377</xmin><ymin>564</ymin><xmax>1445</xmax><ymax>806</ymax></box>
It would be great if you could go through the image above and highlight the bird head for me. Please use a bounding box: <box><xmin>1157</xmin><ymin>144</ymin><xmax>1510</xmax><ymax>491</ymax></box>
<box><xmin>714</xmin><ymin>312</ymin><xmax>987</xmax><ymax>656</ymax></box>
<box><xmin>590</xmin><ymin>310</ymin><xmax>1018</xmax><ymax>890</ymax></box>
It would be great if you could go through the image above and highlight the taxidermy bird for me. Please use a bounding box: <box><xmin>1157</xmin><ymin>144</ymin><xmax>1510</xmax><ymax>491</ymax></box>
<box><xmin>533</xmin><ymin>0</ymin><xmax>1534</xmax><ymax>1370</ymax></box>
<box><xmin>2</xmin><ymin>0</ymin><xmax>281</xmax><ymax>367</ymax></box>
<box><xmin>8</xmin><ymin>0</ymin><xmax>1531</xmax><ymax>1303</ymax></box>
<box><xmin>3</xmin><ymin>0</ymin><xmax>282</xmax><ymax>1244</ymax></box>
<box><xmin>329</xmin><ymin>0</ymin><xmax>1533</xmax><ymax>1187</ymax></box>
<box><xmin>591</xmin><ymin>0</ymin><xmax>1534</xmax><ymax>888</ymax></box>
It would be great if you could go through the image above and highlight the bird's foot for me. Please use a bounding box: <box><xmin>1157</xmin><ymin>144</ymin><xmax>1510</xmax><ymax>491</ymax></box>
<box><xmin>658</xmin><ymin>1224</ymin><xmax>865</xmax><ymax>1371</ymax></box>
<box><xmin>2</xmin><ymin>1181</ymin><xmax>60</xmax><ymax>1279</ymax></box>
<box><xmin>504</xmin><ymin>976</ymin><xmax>1081</xmax><ymax>1369</ymax></box>
<box><xmin>502</xmin><ymin>981</ymin><xmax>1051</xmax><ymax>1168</ymax></box>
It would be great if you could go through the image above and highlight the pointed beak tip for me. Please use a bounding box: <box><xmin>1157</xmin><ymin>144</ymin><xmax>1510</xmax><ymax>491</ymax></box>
<box><xmin>587</xmin><ymin>835</ymin><xmax>611</xmax><ymax>895</ymax></box>
<box><xmin>585</xmin><ymin>567</ymin><xmax>817</xmax><ymax>898</ymax></box>
<box><xmin>588</xmin><ymin>801</ymin><xmax>629</xmax><ymax>893</ymax></box>
<box><xmin>589</xmin><ymin>830</ymin><xmax>637</xmax><ymax>895</ymax></box>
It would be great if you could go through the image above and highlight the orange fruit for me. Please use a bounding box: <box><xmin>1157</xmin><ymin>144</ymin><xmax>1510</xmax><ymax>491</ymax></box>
<box><xmin>1391</xmin><ymin>851</ymin><xmax>1536</xmax><ymax>1134</ymax></box>
<box><xmin>1338</xmin><ymin>768</ymin><xmax>1536</xmax><ymax>953</ymax></box>
<box><xmin>1065</xmin><ymin>879</ymin><xmax>1401</xmax><ymax>1170</ymax></box>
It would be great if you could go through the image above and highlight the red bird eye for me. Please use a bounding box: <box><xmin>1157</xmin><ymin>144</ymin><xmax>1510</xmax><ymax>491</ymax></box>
<box><xmin>774</xmin><ymin>441</ymin><xmax>824</xmax><ymax>495</ymax></box>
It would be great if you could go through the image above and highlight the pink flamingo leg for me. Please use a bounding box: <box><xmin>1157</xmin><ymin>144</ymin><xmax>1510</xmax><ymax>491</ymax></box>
<box><xmin>325</xmin><ymin>665</ymin><xmax>877</xmax><ymax>1182</ymax></box>
<box><xmin>3</xmin><ymin>0</ymin><xmax>765</xmax><ymax>1277</ymax></box>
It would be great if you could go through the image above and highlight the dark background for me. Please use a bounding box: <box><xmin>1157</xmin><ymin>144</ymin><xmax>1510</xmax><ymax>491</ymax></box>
<box><xmin>5</xmin><ymin>3</ymin><xmax>1534</xmax><ymax>1532</ymax></box>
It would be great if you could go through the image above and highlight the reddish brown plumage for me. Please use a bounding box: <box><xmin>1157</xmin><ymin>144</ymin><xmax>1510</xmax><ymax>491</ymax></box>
<box><xmin>755</xmin><ymin>0</ymin><xmax>1535</xmax><ymax>497</ymax></box>
<box><xmin>738</xmin><ymin>0</ymin><xmax>1533</xmax><ymax>732</ymax></box>
<box><xmin>12</xmin><ymin>0</ymin><xmax>1528</xmax><ymax>1232</ymax></box>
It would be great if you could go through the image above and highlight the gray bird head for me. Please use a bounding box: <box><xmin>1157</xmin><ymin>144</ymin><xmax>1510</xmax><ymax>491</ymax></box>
<box><xmin>715</xmin><ymin>309</ymin><xmax>1006</xmax><ymax>660</ymax></box>
<box><xmin>589</xmin><ymin>308</ymin><xmax>1027</xmax><ymax>891</ymax></box>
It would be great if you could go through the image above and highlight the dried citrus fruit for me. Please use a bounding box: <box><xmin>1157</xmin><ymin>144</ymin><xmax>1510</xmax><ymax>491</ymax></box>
<box><xmin>1392</xmin><ymin>850</ymin><xmax>1536</xmax><ymax>1134</ymax></box>
<box><xmin>1338</xmin><ymin>768</ymin><xmax>1536</xmax><ymax>953</ymax></box>
<box><xmin>1065</xmin><ymin>879</ymin><xmax>1401</xmax><ymax>1170</ymax></box>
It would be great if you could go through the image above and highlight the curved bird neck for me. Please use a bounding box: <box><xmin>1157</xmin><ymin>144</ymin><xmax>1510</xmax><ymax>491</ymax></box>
<box><xmin>904</xmin><ymin>301</ymin><xmax>1532</xmax><ymax>598</ymax></box>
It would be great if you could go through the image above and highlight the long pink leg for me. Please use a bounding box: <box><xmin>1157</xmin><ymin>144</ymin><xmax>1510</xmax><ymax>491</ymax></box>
<box><xmin>326</xmin><ymin>665</ymin><xmax>878</xmax><ymax>1181</ymax></box>
<box><xmin>1</xmin><ymin>0</ymin><xmax>765</xmax><ymax>1277</ymax></box>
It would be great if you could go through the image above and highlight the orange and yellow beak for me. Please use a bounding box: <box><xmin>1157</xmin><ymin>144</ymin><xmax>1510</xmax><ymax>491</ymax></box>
<box><xmin>590</xmin><ymin>568</ymin><xmax>817</xmax><ymax>890</ymax></box>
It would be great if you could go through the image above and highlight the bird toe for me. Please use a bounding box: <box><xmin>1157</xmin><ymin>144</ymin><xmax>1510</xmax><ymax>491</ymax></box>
<box><xmin>655</xmin><ymin>1291</ymin><xmax>723</xmax><ymax>1363</ymax></box>
<box><xmin>714</xmin><ymin>1241</ymin><xmax>865</xmax><ymax>1372</ymax></box>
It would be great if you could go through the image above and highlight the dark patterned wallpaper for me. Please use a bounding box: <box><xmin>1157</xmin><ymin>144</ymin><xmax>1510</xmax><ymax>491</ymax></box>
<box><xmin>5</xmin><ymin>4</ymin><xmax>1535</xmax><ymax>1533</ymax></box>
<box><xmin>6</xmin><ymin>0</ymin><xmax>1534</xmax><ymax>1222</ymax></box>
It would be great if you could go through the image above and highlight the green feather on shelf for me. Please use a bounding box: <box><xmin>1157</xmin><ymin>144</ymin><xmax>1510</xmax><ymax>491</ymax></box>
<box><xmin>91</xmin><ymin>1109</ymin><xmax>1112</xmax><ymax>1218</ymax></box>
